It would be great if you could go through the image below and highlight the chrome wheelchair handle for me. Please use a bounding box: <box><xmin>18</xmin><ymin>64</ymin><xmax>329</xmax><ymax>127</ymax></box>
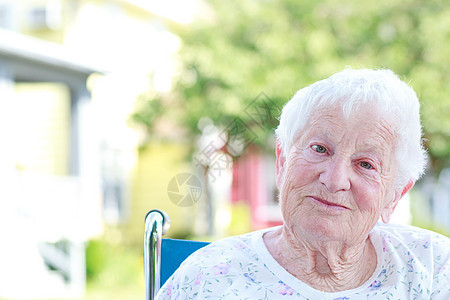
<box><xmin>144</xmin><ymin>209</ymin><xmax>170</xmax><ymax>300</ymax></box>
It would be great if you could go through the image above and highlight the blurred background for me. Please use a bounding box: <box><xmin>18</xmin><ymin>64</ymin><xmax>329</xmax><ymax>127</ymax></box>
<box><xmin>0</xmin><ymin>0</ymin><xmax>449</xmax><ymax>299</ymax></box>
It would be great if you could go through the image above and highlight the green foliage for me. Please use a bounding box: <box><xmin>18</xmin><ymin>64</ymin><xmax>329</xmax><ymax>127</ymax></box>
<box><xmin>85</xmin><ymin>240</ymin><xmax>107</xmax><ymax>281</ymax></box>
<box><xmin>85</xmin><ymin>239</ymin><xmax>143</xmax><ymax>286</ymax></box>
<box><xmin>133</xmin><ymin>0</ymin><xmax>450</xmax><ymax>171</ymax></box>
<box><xmin>130</xmin><ymin>94</ymin><xmax>164</xmax><ymax>135</ymax></box>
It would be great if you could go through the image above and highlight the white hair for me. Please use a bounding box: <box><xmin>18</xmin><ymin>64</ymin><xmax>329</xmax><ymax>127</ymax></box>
<box><xmin>275</xmin><ymin>68</ymin><xmax>427</xmax><ymax>190</ymax></box>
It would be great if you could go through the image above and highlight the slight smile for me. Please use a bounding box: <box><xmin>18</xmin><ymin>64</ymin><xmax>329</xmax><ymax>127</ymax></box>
<box><xmin>308</xmin><ymin>196</ymin><xmax>350</xmax><ymax>211</ymax></box>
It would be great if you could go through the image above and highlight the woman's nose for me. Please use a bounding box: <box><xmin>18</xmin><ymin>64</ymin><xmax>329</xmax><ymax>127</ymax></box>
<box><xmin>318</xmin><ymin>158</ymin><xmax>351</xmax><ymax>193</ymax></box>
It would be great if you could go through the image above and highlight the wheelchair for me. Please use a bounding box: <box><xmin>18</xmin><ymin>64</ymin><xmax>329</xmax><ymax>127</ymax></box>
<box><xmin>144</xmin><ymin>210</ymin><xmax>210</xmax><ymax>300</ymax></box>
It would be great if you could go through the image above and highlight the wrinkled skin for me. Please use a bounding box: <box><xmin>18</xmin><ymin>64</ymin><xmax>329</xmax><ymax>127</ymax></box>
<box><xmin>264</xmin><ymin>105</ymin><xmax>413</xmax><ymax>292</ymax></box>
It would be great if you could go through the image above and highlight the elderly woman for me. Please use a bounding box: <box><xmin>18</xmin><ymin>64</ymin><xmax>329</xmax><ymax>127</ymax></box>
<box><xmin>157</xmin><ymin>68</ymin><xmax>450</xmax><ymax>299</ymax></box>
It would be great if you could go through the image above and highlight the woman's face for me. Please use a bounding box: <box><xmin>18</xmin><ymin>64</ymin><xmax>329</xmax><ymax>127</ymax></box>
<box><xmin>278</xmin><ymin>106</ymin><xmax>400</xmax><ymax>245</ymax></box>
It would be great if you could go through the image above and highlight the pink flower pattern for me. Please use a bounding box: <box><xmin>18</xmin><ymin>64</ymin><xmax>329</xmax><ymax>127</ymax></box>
<box><xmin>278</xmin><ymin>281</ymin><xmax>294</xmax><ymax>295</ymax></box>
<box><xmin>212</xmin><ymin>262</ymin><xmax>231</xmax><ymax>275</ymax></box>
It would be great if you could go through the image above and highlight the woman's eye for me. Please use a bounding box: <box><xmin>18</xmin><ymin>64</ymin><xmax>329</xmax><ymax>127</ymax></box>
<box><xmin>311</xmin><ymin>145</ymin><xmax>327</xmax><ymax>153</ymax></box>
<box><xmin>360</xmin><ymin>161</ymin><xmax>373</xmax><ymax>169</ymax></box>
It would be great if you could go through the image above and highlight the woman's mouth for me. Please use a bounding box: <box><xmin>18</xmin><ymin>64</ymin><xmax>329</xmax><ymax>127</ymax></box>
<box><xmin>308</xmin><ymin>196</ymin><xmax>349</xmax><ymax>211</ymax></box>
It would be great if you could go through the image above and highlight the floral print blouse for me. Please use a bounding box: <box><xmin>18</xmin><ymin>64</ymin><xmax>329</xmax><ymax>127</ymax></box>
<box><xmin>156</xmin><ymin>223</ymin><xmax>449</xmax><ymax>299</ymax></box>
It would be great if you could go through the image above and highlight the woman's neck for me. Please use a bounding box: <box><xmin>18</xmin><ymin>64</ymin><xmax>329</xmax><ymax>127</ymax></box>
<box><xmin>263</xmin><ymin>226</ymin><xmax>377</xmax><ymax>292</ymax></box>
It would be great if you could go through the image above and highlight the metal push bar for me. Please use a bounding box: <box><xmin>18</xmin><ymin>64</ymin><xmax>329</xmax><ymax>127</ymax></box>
<box><xmin>144</xmin><ymin>209</ymin><xmax>170</xmax><ymax>300</ymax></box>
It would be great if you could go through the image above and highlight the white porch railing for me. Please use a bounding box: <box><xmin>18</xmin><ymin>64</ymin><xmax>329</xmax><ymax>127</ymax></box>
<box><xmin>0</xmin><ymin>172</ymin><xmax>102</xmax><ymax>299</ymax></box>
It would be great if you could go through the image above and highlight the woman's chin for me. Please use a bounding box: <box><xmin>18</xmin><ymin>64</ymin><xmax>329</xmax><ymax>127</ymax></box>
<box><xmin>295</xmin><ymin>217</ymin><xmax>346</xmax><ymax>242</ymax></box>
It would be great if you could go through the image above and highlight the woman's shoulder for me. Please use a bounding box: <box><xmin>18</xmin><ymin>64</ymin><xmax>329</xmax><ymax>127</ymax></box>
<box><xmin>372</xmin><ymin>222</ymin><xmax>449</xmax><ymax>273</ymax></box>
<box><xmin>373</xmin><ymin>222</ymin><xmax>449</xmax><ymax>247</ymax></box>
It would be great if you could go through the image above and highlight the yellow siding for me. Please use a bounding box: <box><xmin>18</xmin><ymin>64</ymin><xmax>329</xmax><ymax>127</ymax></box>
<box><xmin>14</xmin><ymin>83</ymin><xmax>70</xmax><ymax>176</ymax></box>
<box><xmin>123</xmin><ymin>142</ymin><xmax>197</xmax><ymax>248</ymax></box>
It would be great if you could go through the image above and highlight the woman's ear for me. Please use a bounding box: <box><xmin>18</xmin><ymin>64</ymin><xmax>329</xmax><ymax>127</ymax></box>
<box><xmin>276</xmin><ymin>140</ymin><xmax>286</xmax><ymax>189</ymax></box>
<box><xmin>381</xmin><ymin>180</ymin><xmax>414</xmax><ymax>223</ymax></box>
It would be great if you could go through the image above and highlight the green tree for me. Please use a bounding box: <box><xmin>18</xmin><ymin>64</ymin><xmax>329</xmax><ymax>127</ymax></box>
<box><xmin>132</xmin><ymin>0</ymin><xmax>450</xmax><ymax>173</ymax></box>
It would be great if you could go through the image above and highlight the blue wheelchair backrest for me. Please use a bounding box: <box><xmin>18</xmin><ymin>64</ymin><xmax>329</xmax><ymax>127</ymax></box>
<box><xmin>144</xmin><ymin>210</ymin><xmax>210</xmax><ymax>299</ymax></box>
<box><xmin>161</xmin><ymin>238</ymin><xmax>210</xmax><ymax>285</ymax></box>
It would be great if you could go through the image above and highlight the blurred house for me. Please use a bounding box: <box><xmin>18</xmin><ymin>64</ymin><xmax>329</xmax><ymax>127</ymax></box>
<box><xmin>0</xmin><ymin>0</ymin><xmax>200</xmax><ymax>298</ymax></box>
<box><xmin>231</xmin><ymin>150</ymin><xmax>281</xmax><ymax>229</ymax></box>
<box><xmin>0</xmin><ymin>28</ymin><xmax>101</xmax><ymax>298</ymax></box>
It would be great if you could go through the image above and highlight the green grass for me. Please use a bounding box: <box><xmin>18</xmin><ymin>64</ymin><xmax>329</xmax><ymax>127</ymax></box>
<box><xmin>82</xmin><ymin>239</ymin><xmax>145</xmax><ymax>300</ymax></box>
<box><xmin>83</xmin><ymin>280</ymin><xmax>144</xmax><ymax>300</ymax></box>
